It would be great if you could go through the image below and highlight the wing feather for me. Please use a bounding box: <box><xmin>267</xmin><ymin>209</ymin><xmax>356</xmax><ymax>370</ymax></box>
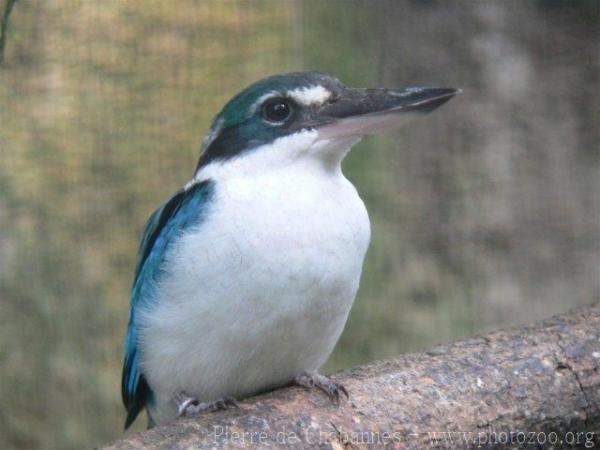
<box><xmin>121</xmin><ymin>180</ymin><xmax>214</xmax><ymax>428</ymax></box>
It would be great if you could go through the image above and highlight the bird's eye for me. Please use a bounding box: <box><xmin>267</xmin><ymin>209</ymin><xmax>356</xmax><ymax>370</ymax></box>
<box><xmin>262</xmin><ymin>99</ymin><xmax>292</xmax><ymax>123</ymax></box>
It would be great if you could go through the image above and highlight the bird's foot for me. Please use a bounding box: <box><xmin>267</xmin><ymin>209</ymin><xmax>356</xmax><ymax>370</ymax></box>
<box><xmin>175</xmin><ymin>392</ymin><xmax>239</xmax><ymax>418</ymax></box>
<box><xmin>294</xmin><ymin>371</ymin><xmax>349</xmax><ymax>403</ymax></box>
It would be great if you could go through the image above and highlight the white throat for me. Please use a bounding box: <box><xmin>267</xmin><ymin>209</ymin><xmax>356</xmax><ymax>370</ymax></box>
<box><xmin>187</xmin><ymin>129</ymin><xmax>362</xmax><ymax>189</ymax></box>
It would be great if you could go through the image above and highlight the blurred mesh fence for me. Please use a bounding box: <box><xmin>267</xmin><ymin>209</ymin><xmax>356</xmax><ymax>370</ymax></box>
<box><xmin>0</xmin><ymin>1</ymin><xmax>598</xmax><ymax>449</ymax></box>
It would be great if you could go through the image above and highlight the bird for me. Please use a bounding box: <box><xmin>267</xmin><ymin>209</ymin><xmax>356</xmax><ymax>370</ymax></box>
<box><xmin>121</xmin><ymin>71</ymin><xmax>458</xmax><ymax>429</ymax></box>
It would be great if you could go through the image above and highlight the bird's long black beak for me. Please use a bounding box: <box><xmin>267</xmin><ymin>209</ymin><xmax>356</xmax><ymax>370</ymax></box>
<box><xmin>314</xmin><ymin>87</ymin><xmax>459</xmax><ymax>139</ymax></box>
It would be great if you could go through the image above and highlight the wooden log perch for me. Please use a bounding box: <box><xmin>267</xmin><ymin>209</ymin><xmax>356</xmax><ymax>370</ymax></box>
<box><xmin>105</xmin><ymin>304</ymin><xmax>600</xmax><ymax>449</ymax></box>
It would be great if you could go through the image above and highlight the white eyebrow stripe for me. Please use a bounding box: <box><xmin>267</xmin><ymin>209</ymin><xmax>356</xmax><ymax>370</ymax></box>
<box><xmin>287</xmin><ymin>85</ymin><xmax>332</xmax><ymax>106</ymax></box>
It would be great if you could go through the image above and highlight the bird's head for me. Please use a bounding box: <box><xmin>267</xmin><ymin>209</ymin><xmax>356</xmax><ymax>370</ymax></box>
<box><xmin>195</xmin><ymin>71</ymin><xmax>458</xmax><ymax>176</ymax></box>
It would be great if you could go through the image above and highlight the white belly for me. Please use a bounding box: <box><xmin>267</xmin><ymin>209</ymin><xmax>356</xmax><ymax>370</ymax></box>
<box><xmin>138</xmin><ymin>165</ymin><xmax>370</xmax><ymax>425</ymax></box>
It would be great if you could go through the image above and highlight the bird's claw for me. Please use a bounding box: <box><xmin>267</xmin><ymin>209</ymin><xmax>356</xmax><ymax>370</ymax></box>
<box><xmin>294</xmin><ymin>372</ymin><xmax>349</xmax><ymax>403</ymax></box>
<box><xmin>175</xmin><ymin>393</ymin><xmax>239</xmax><ymax>418</ymax></box>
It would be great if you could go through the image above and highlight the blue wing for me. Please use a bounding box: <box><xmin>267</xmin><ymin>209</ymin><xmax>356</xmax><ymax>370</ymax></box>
<box><xmin>122</xmin><ymin>179</ymin><xmax>214</xmax><ymax>429</ymax></box>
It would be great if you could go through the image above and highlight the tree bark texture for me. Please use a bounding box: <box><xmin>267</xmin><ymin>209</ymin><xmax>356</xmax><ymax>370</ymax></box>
<box><xmin>105</xmin><ymin>304</ymin><xmax>600</xmax><ymax>449</ymax></box>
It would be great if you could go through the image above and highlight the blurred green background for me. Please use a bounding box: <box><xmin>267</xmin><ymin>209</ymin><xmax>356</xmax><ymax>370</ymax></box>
<box><xmin>0</xmin><ymin>1</ymin><xmax>598</xmax><ymax>448</ymax></box>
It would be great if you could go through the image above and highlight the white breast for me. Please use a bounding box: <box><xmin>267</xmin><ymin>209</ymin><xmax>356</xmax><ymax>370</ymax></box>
<box><xmin>139</xmin><ymin>156</ymin><xmax>370</xmax><ymax>425</ymax></box>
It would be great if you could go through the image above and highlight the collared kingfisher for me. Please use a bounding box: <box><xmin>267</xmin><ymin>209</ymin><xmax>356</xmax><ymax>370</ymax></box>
<box><xmin>122</xmin><ymin>71</ymin><xmax>458</xmax><ymax>428</ymax></box>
